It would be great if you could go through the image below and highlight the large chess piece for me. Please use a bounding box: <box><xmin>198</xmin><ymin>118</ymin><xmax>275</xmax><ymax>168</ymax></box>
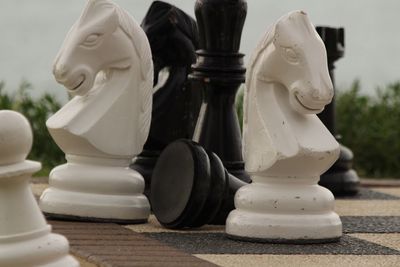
<box><xmin>150</xmin><ymin>140</ymin><xmax>246</xmax><ymax>229</ymax></box>
<box><xmin>131</xmin><ymin>1</ymin><xmax>202</xmax><ymax>197</ymax></box>
<box><xmin>0</xmin><ymin>110</ymin><xmax>79</xmax><ymax>267</ymax></box>
<box><xmin>190</xmin><ymin>0</ymin><xmax>251</xmax><ymax>184</ymax></box>
<box><xmin>226</xmin><ymin>11</ymin><xmax>342</xmax><ymax>243</ymax></box>
<box><xmin>39</xmin><ymin>0</ymin><xmax>152</xmax><ymax>223</ymax></box>
<box><xmin>316</xmin><ymin>26</ymin><xmax>360</xmax><ymax>195</ymax></box>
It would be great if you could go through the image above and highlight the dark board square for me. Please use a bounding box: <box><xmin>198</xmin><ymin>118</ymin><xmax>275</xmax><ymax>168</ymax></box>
<box><xmin>342</xmin><ymin>216</ymin><xmax>400</xmax><ymax>233</ymax></box>
<box><xmin>336</xmin><ymin>187</ymin><xmax>400</xmax><ymax>200</ymax></box>
<box><xmin>144</xmin><ymin>233</ymin><xmax>400</xmax><ymax>255</ymax></box>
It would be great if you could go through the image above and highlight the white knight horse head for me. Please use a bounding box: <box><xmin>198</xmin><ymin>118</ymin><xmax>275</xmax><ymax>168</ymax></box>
<box><xmin>49</xmin><ymin>0</ymin><xmax>153</xmax><ymax>157</ymax></box>
<box><xmin>244</xmin><ymin>11</ymin><xmax>338</xmax><ymax>175</ymax></box>
<box><xmin>53</xmin><ymin>0</ymin><xmax>151</xmax><ymax>95</ymax></box>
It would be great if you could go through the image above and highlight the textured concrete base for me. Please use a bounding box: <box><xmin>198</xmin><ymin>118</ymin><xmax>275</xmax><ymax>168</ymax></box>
<box><xmin>30</xmin><ymin>183</ymin><xmax>400</xmax><ymax>267</ymax></box>
<box><xmin>51</xmin><ymin>220</ymin><xmax>216</xmax><ymax>267</ymax></box>
<box><xmin>337</xmin><ymin>187</ymin><xmax>400</xmax><ymax>200</ymax></box>
<box><xmin>196</xmin><ymin>255</ymin><xmax>400</xmax><ymax>267</ymax></box>
<box><xmin>144</xmin><ymin>232</ymin><xmax>399</xmax><ymax>255</ymax></box>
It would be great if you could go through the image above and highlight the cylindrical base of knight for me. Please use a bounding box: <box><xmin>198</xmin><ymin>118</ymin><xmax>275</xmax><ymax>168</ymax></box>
<box><xmin>39</xmin><ymin>155</ymin><xmax>150</xmax><ymax>224</ymax></box>
<box><xmin>226</xmin><ymin>176</ymin><xmax>342</xmax><ymax>243</ymax></box>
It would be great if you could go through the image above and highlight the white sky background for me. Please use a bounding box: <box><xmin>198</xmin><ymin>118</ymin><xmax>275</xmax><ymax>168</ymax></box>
<box><xmin>0</xmin><ymin>0</ymin><xmax>398</xmax><ymax>102</ymax></box>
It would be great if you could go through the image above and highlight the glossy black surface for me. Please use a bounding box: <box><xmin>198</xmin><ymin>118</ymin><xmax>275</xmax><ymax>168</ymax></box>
<box><xmin>131</xmin><ymin>1</ymin><xmax>203</xmax><ymax>196</ymax></box>
<box><xmin>190</xmin><ymin>0</ymin><xmax>250</xmax><ymax>183</ymax></box>
<box><xmin>150</xmin><ymin>140</ymin><xmax>246</xmax><ymax>229</ymax></box>
<box><xmin>317</xmin><ymin>26</ymin><xmax>360</xmax><ymax>195</ymax></box>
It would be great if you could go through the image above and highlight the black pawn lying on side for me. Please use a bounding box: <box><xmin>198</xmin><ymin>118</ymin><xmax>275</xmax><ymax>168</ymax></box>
<box><xmin>131</xmin><ymin>1</ymin><xmax>202</xmax><ymax>196</ymax></box>
<box><xmin>317</xmin><ymin>26</ymin><xmax>360</xmax><ymax>195</ymax></box>
<box><xmin>150</xmin><ymin>140</ymin><xmax>246</xmax><ymax>229</ymax></box>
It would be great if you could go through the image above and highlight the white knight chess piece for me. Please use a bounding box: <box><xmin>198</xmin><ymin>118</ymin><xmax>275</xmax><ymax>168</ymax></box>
<box><xmin>0</xmin><ymin>110</ymin><xmax>79</xmax><ymax>267</ymax></box>
<box><xmin>39</xmin><ymin>0</ymin><xmax>152</xmax><ymax>223</ymax></box>
<box><xmin>226</xmin><ymin>11</ymin><xmax>342</xmax><ymax>243</ymax></box>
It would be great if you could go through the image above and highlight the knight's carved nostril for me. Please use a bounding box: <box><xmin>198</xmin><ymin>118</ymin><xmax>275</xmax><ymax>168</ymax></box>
<box><xmin>53</xmin><ymin>64</ymin><xmax>68</xmax><ymax>81</ymax></box>
<box><xmin>310</xmin><ymin>87</ymin><xmax>333</xmax><ymax>102</ymax></box>
<box><xmin>311</xmin><ymin>88</ymin><xmax>319</xmax><ymax>98</ymax></box>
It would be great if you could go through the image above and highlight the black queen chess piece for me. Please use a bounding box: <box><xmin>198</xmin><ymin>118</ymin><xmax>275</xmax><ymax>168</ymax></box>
<box><xmin>131</xmin><ymin>1</ymin><xmax>202</xmax><ymax>196</ymax></box>
<box><xmin>150</xmin><ymin>139</ymin><xmax>246</xmax><ymax>229</ymax></box>
<box><xmin>316</xmin><ymin>26</ymin><xmax>360</xmax><ymax>195</ymax></box>
<box><xmin>190</xmin><ymin>0</ymin><xmax>251</xmax><ymax>185</ymax></box>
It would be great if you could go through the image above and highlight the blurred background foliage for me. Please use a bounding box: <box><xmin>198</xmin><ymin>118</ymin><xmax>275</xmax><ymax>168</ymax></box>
<box><xmin>0</xmin><ymin>81</ymin><xmax>65</xmax><ymax>176</ymax></box>
<box><xmin>336</xmin><ymin>81</ymin><xmax>400</xmax><ymax>178</ymax></box>
<box><xmin>0</xmin><ymin>80</ymin><xmax>399</xmax><ymax>178</ymax></box>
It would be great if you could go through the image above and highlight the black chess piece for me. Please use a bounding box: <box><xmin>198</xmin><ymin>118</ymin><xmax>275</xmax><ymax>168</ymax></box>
<box><xmin>189</xmin><ymin>0</ymin><xmax>250</xmax><ymax>188</ymax></box>
<box><xmin>131</xmin><ymin>1</ymin><xmax>202</xmax><ymax>196</ymax></box>
<box><xmin>189</xmin><ymin>0</ymin><xmax>251</xmax><ymax>185</ymax></box>
<box><xmin>150</xmin><ymin>139</ymin><xmax>246</xmax><ymax>229</ymax></box>
<box><xmin>316</xmin><ymin>26</ymin><xmax>360</xmax><ymax>195</ymax></box>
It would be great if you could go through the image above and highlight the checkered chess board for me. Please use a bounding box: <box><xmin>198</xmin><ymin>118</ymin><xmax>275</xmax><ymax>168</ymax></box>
<box><xmin>31</xmin><ymin>182</ymin><xmax>400</xmax><ymax>267</ymax></box>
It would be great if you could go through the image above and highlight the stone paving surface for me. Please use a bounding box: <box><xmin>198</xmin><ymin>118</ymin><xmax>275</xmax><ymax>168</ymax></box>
<box><xmin>31</xmin><ymin>181</ymin><xmax>400</xmax><ymax>267</ymax></box>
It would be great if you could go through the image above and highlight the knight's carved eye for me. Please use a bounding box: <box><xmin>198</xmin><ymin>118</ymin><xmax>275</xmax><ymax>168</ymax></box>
<box><xmin>282</xmin><ymin>47</ymin><xmax>299</xmax><ymax>64</ymax></box>
<box><xmin>82</xmin><ymin>33</ymin><xmax>102</xmax><ymax>47</ymax></box>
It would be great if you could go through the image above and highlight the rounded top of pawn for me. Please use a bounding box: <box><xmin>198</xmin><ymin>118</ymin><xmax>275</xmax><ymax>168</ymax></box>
<box><xmin>0</xmin><ymin>110</ymin><xmax>33</xmax><ymax>166</ymax></box>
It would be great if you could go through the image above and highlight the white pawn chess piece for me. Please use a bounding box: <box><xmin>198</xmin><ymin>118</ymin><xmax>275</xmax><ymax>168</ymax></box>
<box><xmin>39</xmin><ymin>0</ymin><xmax>152</xmax><ymax>223</ymax></box>
<box><xmin>226</xmin><ymin>11</ymin><xmax>342</xmax><ymax>243</ymax></box>
<box><xmin>0</xmin><ymin>110</ymin><xmax>79</xmax><ymax>267</ymax></box>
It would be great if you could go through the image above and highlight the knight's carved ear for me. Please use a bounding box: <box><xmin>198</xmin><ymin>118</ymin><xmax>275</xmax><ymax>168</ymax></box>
<box><xmin>100</xmin><ymin>7</ymin><xmax>119</xmax><ymax>34</ymax></box>
<box><xmin>80</xmin><ymin>1</ymin><xmax>118</xmax><ymax>34</ymax></box>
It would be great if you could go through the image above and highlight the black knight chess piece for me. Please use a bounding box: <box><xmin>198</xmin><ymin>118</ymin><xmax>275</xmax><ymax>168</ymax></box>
<box><xmin>190</xmin><ymin>0</ymin><xmax>251</xmax><ymax>185</ymax></box>
<box><xmin>316</xmin><ymin>26</ymin><xmax>360</xmax><ymax>195</ymax></box>
<box><xmin>150</xmin><ymin>139</ymin><xmax>246</xmax><ymax>229</ymax></box>
<box><xmin>131</xmin><ymin>1</ymin><xmax>202</xmax><ymax>196</ymax></box>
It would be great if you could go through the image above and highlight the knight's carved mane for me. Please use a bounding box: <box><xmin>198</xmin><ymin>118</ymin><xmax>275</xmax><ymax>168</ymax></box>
<box><xmin>244</xmin><ymin>23</ymin><xmax>274</xmax><ymax>123</ymax></box>
<box><xmin>242</xmin><ymin>20</ymin><xmax>277</xmax><ymax>173</ymax></box>
<box><xmin>115</xmin><ymin>6</ymin><xmax>153</xmax><ymax>148</ymax></box>
<box><xmin>84</xmin><ymin>0</ymin><xmax>153</xmax><ymax>149</ymax></box>
<box><xmin>246</xmin><ymin>27</ymin><xmax>275</xmax><ymax>89</ymax></box>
